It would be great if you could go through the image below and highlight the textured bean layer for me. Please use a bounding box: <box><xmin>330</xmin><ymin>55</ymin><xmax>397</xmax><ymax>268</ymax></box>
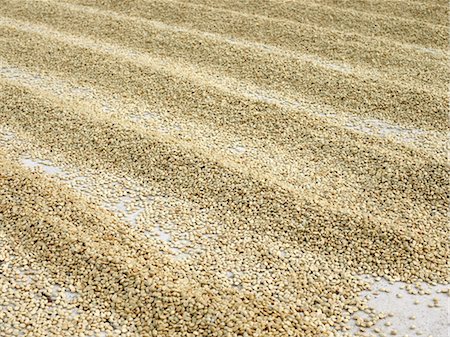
<box><xmin>0</xmin><ymin>0</ymin><xmax>448</xmax><ymax>336</ymax></box>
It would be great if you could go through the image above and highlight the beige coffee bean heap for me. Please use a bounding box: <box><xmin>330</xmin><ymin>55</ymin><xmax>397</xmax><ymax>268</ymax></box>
<box><xmin>0</xmin><ymin>0</ymin><xmax>448</xmax><ymax>336</ymax></box>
